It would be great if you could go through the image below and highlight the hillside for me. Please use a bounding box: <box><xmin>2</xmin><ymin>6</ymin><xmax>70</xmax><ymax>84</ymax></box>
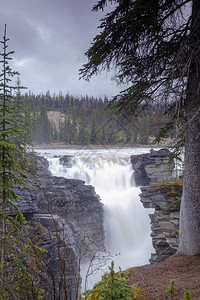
<box><xmin>127</xmin><ymin>255</ymin><xmax>200</xmax><ymax>299</ymax></box>
<box><xmin>47</xmin><ymin>111</ymin><xmax>65</xmax><ymax>130</ymax></box>
<box><xmin>22</xmin><ymin>92</ymin><xmax>168</xmax><ymax>146</ymax></box>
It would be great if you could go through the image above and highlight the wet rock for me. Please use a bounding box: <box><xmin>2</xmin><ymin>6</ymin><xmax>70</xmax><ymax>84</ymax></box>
<box><xmin>10</xmin><ymin>154</ymin><xmax>104</xmax><ymax>298</ymax></box>
<box><xmin>35</xmin><ymin>155</ymin><xmax>104</xmax><ymax>296</ymax></box>
<box><xmin>140</xmin><ymin>181</ymin><xmax>182</xmax><ymax>263</ymax></box>
<box><xmin>59</xmin><ymin>155</ymin><xmax>73</xmax><ymax>168</ymax></box>
<box><xmin>131</xmin><ymin>148</ymin><xmax>174</xmax><ymax>186</ymax></box>
<box><xmin>132</xmin><ymin>148</ymin><xmax>182</xmax><ymax>264</ymax></box>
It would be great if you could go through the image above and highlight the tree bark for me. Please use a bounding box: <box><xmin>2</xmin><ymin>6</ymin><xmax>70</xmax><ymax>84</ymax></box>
<box><xmin>178</xmin><ymin>0</ymin><xmax>200</xmax><ymax>255</ymax></box>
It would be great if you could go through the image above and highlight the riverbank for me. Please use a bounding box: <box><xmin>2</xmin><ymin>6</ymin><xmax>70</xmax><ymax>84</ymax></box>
<box><xmin>33</xmin><ymin>143</ymin><xmax>163</xmax><ymax>150</ymax></box>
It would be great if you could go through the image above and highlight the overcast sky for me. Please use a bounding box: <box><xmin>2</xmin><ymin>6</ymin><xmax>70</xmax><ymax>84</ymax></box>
<box><xmin>0</xmin><ymin>0</ymin><xmax>122</xmax><ymax>98</ymax></box>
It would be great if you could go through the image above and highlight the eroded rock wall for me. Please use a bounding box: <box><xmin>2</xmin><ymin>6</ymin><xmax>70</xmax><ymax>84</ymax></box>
<box><xmin>36</xmin><ymin>156</ymin><xmax>104</xmax><ymax>257</ymax></box>
<box><xmin>14</xmin><ymin>154</ymin><xmax>104</xmax><ymax>299</ymax></box>
<box><xmin>140</xmin><ymin>183</ymin><xmax>182</xmax><ymax>263</ymax></box>
<box><xmin>36</xmin><ymin>155</ymin><xmax>104</xmax><ymax>297</ymax></box>
<box><xmin>131</xmin><ymin>148</ymin><xmax>182</xmax><ymax>263</ymax></box>
<box><xmin>131</xmin><ymin>148</ymin><xmax>174</xmax><ymax>186</ymax></box>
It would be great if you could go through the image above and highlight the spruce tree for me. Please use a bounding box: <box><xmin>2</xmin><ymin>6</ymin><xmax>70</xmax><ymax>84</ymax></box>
<box><xmin>0</xmin><ymin>24</ymin><xmax>24</xmax><ymax>279</ymax></box>
<box><xmin>12</xmin><ymin>76</ymin><xmax>34</xmax><ymax>171</ymax></box>
<box><xmin>79</xmin><ymin>261</ymin><xmax>141</xmax><ymax>300</ymax></box>
<box><xmin>78</xmin><ymin>109</ymin><xmax>89</xmax><ymax>145</ymax></box>
<box><xmin>0</xmin><ymin>25</ymin><xmax>43</xmax><ymax>298</ymax></box>
<box><xmin>72</xmin><ymin>107</ymin><xmax>78</xmax><ymax>144</ymax></box>
<box><xmin>90</xmin><ymin>109</ymin><xmax>98</xmax><ymax>144</ymax></box>
<box><xmin>14</xmin><ymin>76</ymin><xmax>33</xmax><ymax>150</ymax></box>
<box><xmin>81</xmin><ymin>0</ymin><xmax>200</xmax><ymax>256</ymax></box>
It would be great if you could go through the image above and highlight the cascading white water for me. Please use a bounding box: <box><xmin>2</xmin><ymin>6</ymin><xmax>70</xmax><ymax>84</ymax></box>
<box><xmin>37</xmin><ymin>147</ymin><xmax>155</xmax><ymax>289</ymax></box>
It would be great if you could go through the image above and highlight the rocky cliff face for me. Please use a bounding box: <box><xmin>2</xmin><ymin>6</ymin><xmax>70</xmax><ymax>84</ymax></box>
<box><xmin>16</xmin><ymin>154</ymin><xmax>104</xmax><ymax>299</ymax></box>
<box><xmin>131</xmin><ymin>148</ymin><xmax>182</xmax><ymax>263</ymax></box>
<box><xmin>36</xmin><ymin>155</ymin><xmax>104</xmax><ymax>256</ymax></box>
<box><xmin>131</xmin><ymin>148</ymin><xmax>175</xmax><ymax>186</ymax></box>
<box><xmin>140</xmin><ymin>182</ymin><xmax>182</xmax><ymax>263</ymax></box>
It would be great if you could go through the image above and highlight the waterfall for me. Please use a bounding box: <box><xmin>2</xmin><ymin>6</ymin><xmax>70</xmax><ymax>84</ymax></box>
<box><xmin>37</xmin><ymin>147</ymin><xmax>154</xmax><ymax>289</ymax></box>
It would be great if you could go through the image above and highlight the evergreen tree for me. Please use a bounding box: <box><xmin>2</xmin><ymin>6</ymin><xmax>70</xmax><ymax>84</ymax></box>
<box><xmin>53</xmin><ymin>124</ymin><xmax>59</xmax><ymax>142</ymax></box>
<box><xmin>78</xmin><ymin>109</ymin><xmax>89</xmax><ymax>145</ymax></box>
<box><xmin>66</xmin><ymin>114</ymin><xmax>72</xmax><ymax>144</ymax></box>
<box><xmin>32</xmin><ymin>106</ymin><xmax>39</xmax><ymax>143</ymax></box>
<box><xmin>0</xmin><ymin>25</ymin><xmax>43</xmax><ymax>298</ymax></box>
<box><xmin>59</xmin><ymin>121</ymin><xmax>65</xmax><ymax>142</ymax></box>
<box><xmin>27</xmin><ymin>90</ymin><xmax>166</xmax><ymax>146</ymax></box>
<box><xmin>71</xmin><ymin>107</ymin><xmax>78</xmax><ymax>144</ymax></box>
<box><xmin>81</xmin><ymin>0</ymin><xmax>200</xmax><ymax>256</ymax></box>
<box><xmin>79</xmin><ymin>261</ymin><xmax>141</xmax><ymax>299</ymax></box>
<box><xmin>13</xmin><ymin>77</ymin><xmax>33</xmax><ymax>154</ymax></box>
<box><xmin>38</xmin><ymin>104</ymin><xmax>51</xmax><ymax>144</ymax></box>
<box><xmin>0</xmin><ymin>25</ymin><xmax>23</xmax><ymax>278</ymax></box>
<box><xmin>90</xmin><ymin>109</ymin><xmax>98</xmax><ymax>144</ymax></box>
<box><xmin>64</xmin><ymin>114</ymin><xmax>72</xmax><ymax>144</ymax></box>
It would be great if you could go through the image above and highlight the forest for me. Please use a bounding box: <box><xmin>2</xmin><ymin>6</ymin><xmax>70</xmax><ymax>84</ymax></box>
<box><xmin>23</xmin><ymin>91</ymin><xmax>167</xmax><ymax>146</ymax></box>
<box><xmin>1</xmin><ymin>0</ymin><xmax>200</xmax><ymax>298</ymax></box>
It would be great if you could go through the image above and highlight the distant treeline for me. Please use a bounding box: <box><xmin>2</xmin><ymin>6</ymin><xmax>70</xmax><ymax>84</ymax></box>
<box><xmin>23</xmin><ymin>91</ymin><xmax>167</xmax><ymax>145</ymax></box>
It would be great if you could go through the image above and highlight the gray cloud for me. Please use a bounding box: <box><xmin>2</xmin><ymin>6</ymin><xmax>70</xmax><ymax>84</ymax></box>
<box><xmin>0</xmin><ymin>0</ymin><xmax>123</xmax><ymax>98</ymax></box>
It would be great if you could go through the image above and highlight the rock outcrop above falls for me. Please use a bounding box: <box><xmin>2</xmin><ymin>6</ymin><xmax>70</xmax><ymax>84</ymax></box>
<box><xmin>131</xmin><ymin>148</ymin><xmax>174</xmax><ymax>186</ymax></box>
<box><xmin>132</xmin><ymin>148</ymin><xmax>182</xmax><ymax>263</ymax></box>
<box><xmin>140</xmin><ymin>181</ymin><xmax>182</xmax><ymax>263</ymax></box>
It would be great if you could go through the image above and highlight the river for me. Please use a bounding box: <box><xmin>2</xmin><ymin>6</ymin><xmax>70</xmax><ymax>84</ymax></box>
<box><xmin>36</xmin><ymin>146</ymin><xmax>155</xmax><ymax>289</ymax></box>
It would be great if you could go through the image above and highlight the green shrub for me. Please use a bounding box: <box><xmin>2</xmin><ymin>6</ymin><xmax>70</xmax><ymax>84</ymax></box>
<box><xmin>79</xmin><ymin>261</ymin><xmax>145</xmax><ymax>300</ymax></box>
<box><xmin>184</xmin><ymin>289</ymin><xmax>192</xmax><ymax>300</ymax></box>
<box><xmin>163</xmin><ymin>279</ymin><xmax>176</xmax><ymax>298</ymax></box>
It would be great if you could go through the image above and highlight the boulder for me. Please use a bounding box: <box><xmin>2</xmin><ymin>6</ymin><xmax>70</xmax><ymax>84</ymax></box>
<box><xmin>59</xmin><ymin>155</ymin><xmax>73</xmax><ymax>168</ymax></box>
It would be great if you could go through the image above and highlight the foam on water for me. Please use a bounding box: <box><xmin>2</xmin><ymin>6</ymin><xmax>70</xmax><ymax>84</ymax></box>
<box><xmin>37</xmin><ymin>147</ymin><xmax>155</xmax><ymax>289</ymax></box>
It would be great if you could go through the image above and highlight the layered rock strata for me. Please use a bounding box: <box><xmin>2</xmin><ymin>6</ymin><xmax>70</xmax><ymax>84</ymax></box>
<box><xmin>36</xmin><ymin>155</ymin><xmax>104</xmax><ymax>298</ymax></box>
<box><xmin>12</xmin><ymin>154</ymin><xmax>104</xmax><ymax>299</ymax></box>
<box><xmin>131</xmin><ymin>148</ymin><xmax>182</xmax><ymax>263</ymax></box>
<box><xmin>130</xmin><ymin>148</ymin><xmax>175</xmax><ymax>186</ymax></box>
<box><xmin>36</xmin><ymin>155</ymin><xmax>104</xmax><ymax>257</ymax></box>
<box><xmin>140</xmin><ymin>182</ymin><xmax>182</xmax><ymax>263</ymax></box>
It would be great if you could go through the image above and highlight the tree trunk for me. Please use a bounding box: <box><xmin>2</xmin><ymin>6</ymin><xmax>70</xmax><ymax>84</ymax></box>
<box><xmin>178</xmin><ymin>0</ymin><xmax>200</xmax><ymax>255</ymax></box>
